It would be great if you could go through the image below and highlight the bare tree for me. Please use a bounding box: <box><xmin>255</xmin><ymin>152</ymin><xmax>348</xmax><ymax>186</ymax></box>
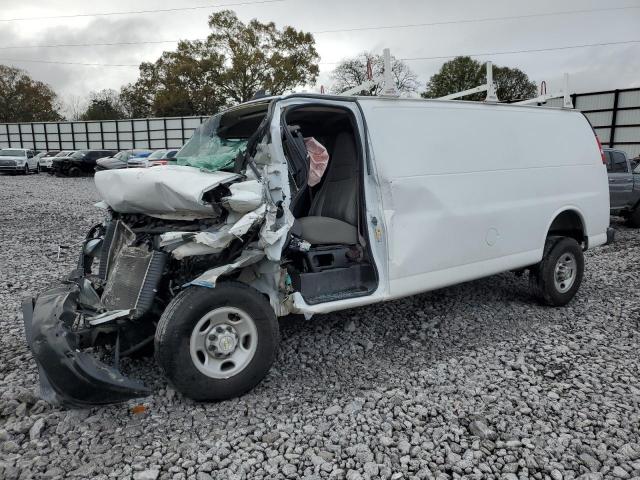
<box><xmin>63</xmin><ymin>94</ymin><xmax>88</xmax><ymax>121</ymax></box>
<box><xmin>330</xmin><ymin>52</ymin><xmax>420</xmax><ymax>96</ymax></box>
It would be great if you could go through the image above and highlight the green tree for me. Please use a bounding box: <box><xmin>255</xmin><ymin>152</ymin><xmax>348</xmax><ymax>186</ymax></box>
<box><xmin>421</xmin><ymin>56</ymin><xmax>537</xmax><ymax>102</ymax></box>
<box><xmin>330</xmin><ymin>52</ymin><xmax>419</xmax><ymax>96</ymax></box>
<box><xmin>80</xmin><ymin>89</ymin><xmax>126</xmax><ymax>120</ymax></box>
<box><xmin>121</xmin><ymin>10</ymin><xmax>319</xmax><ymax>117</ymax></box>
<box><xmin>0</xmin><ymin>65</ymin><xmax>62</xmax><ymax>122</ymax></box>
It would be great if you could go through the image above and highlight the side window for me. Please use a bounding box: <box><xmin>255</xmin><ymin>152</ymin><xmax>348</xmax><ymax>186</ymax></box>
<box><xmin>611</xmin><ymin>152</ymin><xmax>628</xmax><ymax>173</ymax></box>
<box><xmin>27</xmin><ymin>151</ymin><xmax>34</xmax><ymax>158</ymax></box>
<box><xmin>605</xmin><ymin>151</ymin><xmax>613</xmax><ymax>172</ymax></box>
<box><xmin>167</xmin><ymin>151</ymin><xmax>177</xmax><ymax>158</ymax></box>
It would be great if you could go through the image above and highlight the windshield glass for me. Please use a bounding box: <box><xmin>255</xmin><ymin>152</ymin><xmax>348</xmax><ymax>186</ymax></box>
<box><xmin>0</xmin><ymin>149</ymin><xmax>25</xmax><ymax>157</ymax></box>
<box><xmin>56</xmin><ymin>151</ymin><xmax>71</xmax><ymax>157</ymax></box>
<box><xmin>147</xmin><ymin>150</ymin><xmax>168</xmax><ymax>160</ymax></box>
<box><xmin>71</xmin><ymin>151</ymin><xmax>86</xmax><ymax>159</ymax></box>
<box><xmin>114</xmin><ymin>151</ymin><xmax>129</xmax><ymax>160</ymax></box>
<box><xmin>176</xmin><ymin>114</ymin><xmax>249</xmax><ymax>172</ymax></box>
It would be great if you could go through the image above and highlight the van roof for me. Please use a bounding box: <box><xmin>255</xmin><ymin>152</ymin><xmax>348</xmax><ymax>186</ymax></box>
<box><xmin>244</xmin><ymin>92</ymin><xmax>579</xmax><ymax>114</ymax></box>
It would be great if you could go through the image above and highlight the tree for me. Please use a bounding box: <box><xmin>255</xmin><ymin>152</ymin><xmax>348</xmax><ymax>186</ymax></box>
<box><xmin>121</xmin><ymin>10</ymin><xmax>319</xmax><ymax>117</ymax></box>
<box><xmin>330</xmin><ymin>52</ymin><xmax>419</xmax><ymax>96</ymax></box>
<box><xmin>421</xmin><ymin>56</ymin><xmax>537</xmax><ymax>102</ymax></box>
<box><xmin>0</xmin><ymin>65</ymin><xmax>62</xmax><ymax>122</ymax></box>
<box><xmin>80</xmin><ymin>89</ymin><xmax>126</xmax><ymax>120</ymax></box>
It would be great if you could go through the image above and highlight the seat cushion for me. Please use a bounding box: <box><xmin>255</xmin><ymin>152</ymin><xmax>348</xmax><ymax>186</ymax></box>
<box><xmin>297</xmin><ymin>216</ymin><xmax>358</xmax><ymax>245</ymax></box>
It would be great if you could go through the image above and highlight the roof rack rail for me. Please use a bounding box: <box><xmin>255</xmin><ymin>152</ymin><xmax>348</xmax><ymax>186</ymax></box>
<box><xmin>514</xmin><ymin>73</ymin><xmax>573</xmax><ymax>108</ymax></box>
<box><xmin>338</xmin><ymin>49</ymin><xmax>399</xmax><ymax>97</ymax></box>
<box><xmin>438</xmin><ymin>61</ymin><xmax>499</xmax><ymax>103</ymax></box>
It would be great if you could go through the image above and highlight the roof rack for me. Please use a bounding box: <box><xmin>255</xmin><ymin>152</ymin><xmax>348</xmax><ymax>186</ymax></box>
<box><xmin>514</xmin><ymin>73</ymin><xmax>573</xmax><ymax>108</ymax></box>
<box><xmin>338</xmin><ymin>49</ymin><xmax>400</xmax><ymax>97</ymax></box>
<box><xmin>438</xmin><ymin>61</ymin><xmax>499</xmax><ymax>103</ymax></box>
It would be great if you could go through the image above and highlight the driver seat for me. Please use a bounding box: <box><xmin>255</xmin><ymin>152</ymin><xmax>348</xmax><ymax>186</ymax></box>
<box><xmin>297</xmin><ymin>132</ymin><xmax>359</xmax><ymax>245</ymax></box>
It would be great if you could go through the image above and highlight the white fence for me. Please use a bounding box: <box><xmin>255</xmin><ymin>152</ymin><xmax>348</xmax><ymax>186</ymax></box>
<box><xmin>0</xmin><ymin>115</ymin><xmax>208</xmax><ymax>151</ymax></box>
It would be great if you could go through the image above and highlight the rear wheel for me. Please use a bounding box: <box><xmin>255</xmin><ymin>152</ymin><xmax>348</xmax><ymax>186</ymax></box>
<box><xmin>155</xmin><ymin>282</ymin><xmax>279</xmax><ymax>401</ymax></box>
<box><xmin>23</xmin><ymin>164</ymin><xmax>29</xmax><ymax>175</ymax></box>
<box><xmin>627</xmin><ymin>206</ymin><xmax>640</xmax><ymax>228</ymax></box>
<box><xmin>36</xmin><ymin>163</ymin><xmax>41</xmax><ymax>173</ymax></box>
<box><xmin>530</xmin><ymin>237</ymin><xmax>584</xmax><ymax>306</ymax></box>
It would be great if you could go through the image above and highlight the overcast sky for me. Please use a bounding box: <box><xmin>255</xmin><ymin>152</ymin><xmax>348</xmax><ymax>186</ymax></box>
<box><xmin>1</xmin><ymin>0</ymin><xmax>639</xmax><ymax>114</ymax></box>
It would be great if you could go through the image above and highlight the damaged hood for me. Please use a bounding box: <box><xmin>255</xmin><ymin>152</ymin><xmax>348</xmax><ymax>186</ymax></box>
<box><xmin>95</xmin><ymin>165</ymin><xmax>240</xmax><ymax>220</ymax></box>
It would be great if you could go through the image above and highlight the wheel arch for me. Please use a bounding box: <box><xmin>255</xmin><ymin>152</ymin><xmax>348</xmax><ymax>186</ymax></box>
<box><xmin>544</xmin><ymin>207</ymin><xmax>587</xmax><ymax>248</ymax></box>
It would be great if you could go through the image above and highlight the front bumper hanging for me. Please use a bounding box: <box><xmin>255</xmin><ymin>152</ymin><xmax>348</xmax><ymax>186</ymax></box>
<box><xmin>22</xmin><ymin>283</ymin><xmax>150</xmax><ymax>408</ymax></box>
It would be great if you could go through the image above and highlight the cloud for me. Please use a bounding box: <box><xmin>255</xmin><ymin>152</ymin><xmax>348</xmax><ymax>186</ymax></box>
<box><xmin>0</xmin><ymin>0</ymin><xmax>638</xmax><ymax>109</ymax></box>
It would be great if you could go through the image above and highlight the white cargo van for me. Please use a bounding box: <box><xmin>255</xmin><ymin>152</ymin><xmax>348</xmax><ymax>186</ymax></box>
<box><xmin>23</xmin><ymin>94</ymin><xmax>611</xmax><ymax>407</ymax></box>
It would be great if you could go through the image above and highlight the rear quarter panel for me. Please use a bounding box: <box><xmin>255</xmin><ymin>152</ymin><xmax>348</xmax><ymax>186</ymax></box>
<box><xmin>359</xmin><ymin>99</ymin><xmax>609</xmax><ymax>299</ymax></box>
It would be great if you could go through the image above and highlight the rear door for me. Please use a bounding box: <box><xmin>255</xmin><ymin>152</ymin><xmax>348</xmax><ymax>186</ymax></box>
<box><xmin>608</xmin><ymin>150</ymin><xmax>632</xmax><ymax>209</ymax></box>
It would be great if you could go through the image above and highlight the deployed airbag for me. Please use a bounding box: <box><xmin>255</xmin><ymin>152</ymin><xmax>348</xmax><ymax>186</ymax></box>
<box><xmin>94</xmin><ymin>165</ymin><xmax>240</xmax><ymax>219</ymax></box>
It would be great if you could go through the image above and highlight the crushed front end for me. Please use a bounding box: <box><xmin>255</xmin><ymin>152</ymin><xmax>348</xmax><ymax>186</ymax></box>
<box><xmin>23</xmin><ymin>102</ymin><xmax>295</xmax><ymax>407</ymax></box>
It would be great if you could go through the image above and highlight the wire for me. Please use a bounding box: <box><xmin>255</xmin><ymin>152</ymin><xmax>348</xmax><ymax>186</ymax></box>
<box><xmin>311</xmin><ymin>5</ymin><xmax>640</xmax><ymax>34</ymax></box>
<box><xmin>0</xmin><ymin>58</ymin><xmax>139</xmax><ymax>67</ymax></box>
<box><xmin>0</xmin><ymin>0</ymin><xmax>287</xmax><ymax>22</ymax></box>
<box><xmin>2</xmin><ymin>39</ymin><xmax>639</xmax><ymax>69</ymax></box>
<box><xmin>1</xmin><ymin>4</ymin><xmax>639</xmax><ymax>47</ymax></box>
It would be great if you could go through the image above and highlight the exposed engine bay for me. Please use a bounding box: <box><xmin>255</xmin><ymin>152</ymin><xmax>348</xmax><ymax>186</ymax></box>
<box><xmin>22</xmin><ymin>98</ymin><xmax>378</xmax><ymax>407</ymax></box>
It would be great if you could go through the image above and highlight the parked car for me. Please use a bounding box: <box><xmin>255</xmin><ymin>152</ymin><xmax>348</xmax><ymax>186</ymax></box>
<box><xmin>34</xmin><ymin>151</ymin><xmax>60</xmax><ymax>172</ymax></box>
<box><xmin>95</xmin><ymin>150</ymin><xmax>152</xmax><ymax>171</ymax></box>
<box><xmin>605</xmin><ymin>148</ymin><xmax>640</xmax><ymax>226</ymax></box>
<box><xmin>128</xmin><ymin>149</ymin><xmax>179</xmax><ymax>168</ymax></box>
<box><xmin>52</xmin><ymin>149</ymin><xmax>117</xmax><ymax>177</ymax></box>
<box><xmin>23</xmin><ymin>94</ymin><xmax>611</xmax><ymax>407</ymax></box>
<box><xmin>0</xmin><ymin>148</ymin><xmax>39</xmax><ymax>174</ymax></box>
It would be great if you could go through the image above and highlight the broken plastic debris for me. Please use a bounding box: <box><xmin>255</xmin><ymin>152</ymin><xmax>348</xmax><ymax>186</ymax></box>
<box><xmin>130</xmin><ymin>404</ymin><xmax>147</xmax><ymax>415</ymax></box>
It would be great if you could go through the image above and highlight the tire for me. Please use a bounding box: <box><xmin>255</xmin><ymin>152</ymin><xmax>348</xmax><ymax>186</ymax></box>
<box><xmin>36</xmin><ymin>163</ymin><xmax>41</xmax><ymax>173</ymax></box>
<box><xmin>529</xmin><ymin>236</ymin><xmax>584</xmax><ymax>306</ymax></box>
<box><xmin>627</xmin><ymin>206</ymin><xmax>640</xmax><ymax>228</ymax></box>
<box><xmin>155</xmin><ymin>282</ymin><xmax>279</xmax><ymax>401</ymax></box>
<box><xmin>23</xmin><ymin>165</ymin><xmax>29</xmax><ymax>175</ymax></box>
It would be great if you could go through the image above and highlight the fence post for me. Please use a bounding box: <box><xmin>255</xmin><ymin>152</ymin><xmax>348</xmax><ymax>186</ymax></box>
<box><xmin>115</xmin><ymin>121</ymin><xmax>120</xmax><ymax>150</ymax></box>
<box><xmin>163</xmin><ymin>118</ymin><xmax>168</xmax><ymax>149</ymax></box>
<box><xmin>57</xmin><ymin>123</ymin><xmax>62</xmax><ymax>150</ymax></box>
<box><xmin>7</xmin><ymin>124</ymin><xmax>11</xmax><ymax>148</ymax></box>
<box><xmin>44</xmin><ymin>123</ymin><xmax>49</xmax><ymax>151</ymax></box>
<box><xmin>131</xmin><ymin>119</ymin><xmax>136</xmax><ymax>149</ymax></box>
<box><xmin>30</xmin><ymin>123</ymin><xmax>35</xmax><ymax>150</ymax></box>
<box><xmin>18</xmin><ymin>123</ymin><xmax>23</xmax><ymax>148</ymax></box>
<box><xmin>610</xmin><ymin>89</ymin><xmax>620</xmax><ymax>148</ymax></box>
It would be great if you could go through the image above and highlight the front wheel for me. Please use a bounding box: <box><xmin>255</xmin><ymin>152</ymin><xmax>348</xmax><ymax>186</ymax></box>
<box><xmin>23</xmin><ymin>164</ymin><xmax>29</xmax><ymax>175</ymax></box>
<box><xmin>155</xmin><ymin>282</ymin><xmax>279</xmax><ymax>401</ymax></box>
<box><xmin>36</xmin><ymin>163</ymin><xmax>41</xmax><ymax>173</ymax></box>
<box><xmin>530</xmin><ymin>237</ymin><xmax>584</xmax><ymax>306</ymax></box>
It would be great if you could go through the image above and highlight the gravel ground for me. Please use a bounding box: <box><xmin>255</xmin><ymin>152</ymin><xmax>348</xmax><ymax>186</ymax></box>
<box><xmin>0</xmin><ymin>173</ymin><xmax>639</xmax><ymax>480</ymax></box>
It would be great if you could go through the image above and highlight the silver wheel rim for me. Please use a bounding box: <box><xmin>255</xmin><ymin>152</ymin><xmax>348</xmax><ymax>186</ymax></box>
<box><xmin>189</xmin><ymin>307</ymin><xmax>258</xmax><ymax>379</ymax></box>
<box><xmin>554</xmin><ymin>252</ymin><xmax>577</xmax><ymax>293</ymax></box>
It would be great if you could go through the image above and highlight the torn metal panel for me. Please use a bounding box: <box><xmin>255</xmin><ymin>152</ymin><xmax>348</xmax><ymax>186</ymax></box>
<box><xmin>87</xmin><ymin>309</ymin><xmax>133</xmax><ymax>326</ymax></box>
<box><xmin>94</xmin><ymin>165</ymin><xmax>239</xmax><ymax>220</ymax></box>
<box><xmin>228</xmin><ymin>205</ymin><xmax>267</xmax><ymax>238</ymax></box>
<box><xmin>222</xmin><ymin>180</ymin><xmax>263</xmax><ymax>213</ymax></box>
<box><xmin>188</xmin><ymin>249</ymin><xmax>265</xmax><ymax>288</ymax></box>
